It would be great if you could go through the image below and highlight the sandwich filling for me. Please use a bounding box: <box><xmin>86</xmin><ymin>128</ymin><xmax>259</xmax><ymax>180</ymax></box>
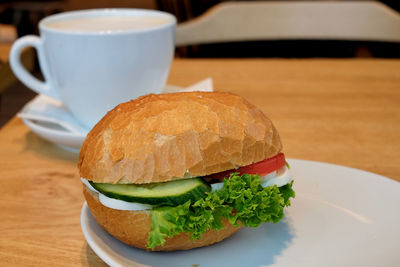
<box><xmin>82</xmin><ymin>153</ymin><xmax>295</xmax><ymax>249</ymax></box>
<box><xmin>81</xmin><ymin>165</ymin><xmax>292</xmax><ymax>210</ymax></box>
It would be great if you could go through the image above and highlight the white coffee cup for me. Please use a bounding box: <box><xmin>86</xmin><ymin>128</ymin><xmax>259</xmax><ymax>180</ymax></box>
<box><xmin>10</xmin><ymin>9</ymin><xmax>176</xmax><ymax>128</ymax></box>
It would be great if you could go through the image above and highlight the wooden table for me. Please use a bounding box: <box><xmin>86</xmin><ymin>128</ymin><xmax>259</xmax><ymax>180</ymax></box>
<box><xmin>0</xmin><ymin>59</ymin><xmax>399</xmax><ymax>266</ymax></box>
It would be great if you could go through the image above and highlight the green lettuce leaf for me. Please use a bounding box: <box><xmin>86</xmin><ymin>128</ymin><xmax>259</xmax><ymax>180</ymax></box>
<box><xmin>147</xmin><ymin>173</ymin><xmax>295</xmax><ymax>250</ymax></box>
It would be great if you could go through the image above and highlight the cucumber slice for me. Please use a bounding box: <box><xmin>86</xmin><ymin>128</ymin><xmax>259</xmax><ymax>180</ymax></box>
<box><xmin>90</xmin><ymin>178</ymin><xmax>210</xmax><ymax>206</ymax></box>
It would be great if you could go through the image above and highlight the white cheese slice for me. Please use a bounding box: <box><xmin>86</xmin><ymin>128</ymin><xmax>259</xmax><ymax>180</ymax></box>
<box><xmin>81</xmin><ymin>178</ymin><xmax>152</xmax><ymax>211</ymax></box>
<box><xmin>99</xmin><ymin>193</ymin><xmax>152</xmax><ymax>211</ymax></box>
<box><xmin>260</xmin><ymin>165</ymin><xmax>292</xmax><ymax>188</ymax></box>
<box><xmin>81</xmin><ymin>177</ymin><xmax>99</xmax><ymax>193</ymax></box>
<box><xmin>210</xmin><ymin>166</ymin><xmax>292</xmax><ymax>192</ymax></box>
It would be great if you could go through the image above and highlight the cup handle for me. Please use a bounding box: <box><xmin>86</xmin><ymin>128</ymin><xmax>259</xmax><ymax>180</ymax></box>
<box><xmin>10</xmin><ymin>35</ymin><xmax>61</xmax><ymax>100</ymax></box>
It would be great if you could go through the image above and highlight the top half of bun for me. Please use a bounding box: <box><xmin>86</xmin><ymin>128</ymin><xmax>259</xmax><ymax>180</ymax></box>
<box><xmin>78</xmin><ymin>92</ymin><xmax>282</xmax><ymax>184</ymax></box>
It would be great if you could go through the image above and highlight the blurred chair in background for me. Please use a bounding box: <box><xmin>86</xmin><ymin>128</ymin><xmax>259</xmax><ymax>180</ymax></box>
<box><xmin>174</xmin><ymin>1</ymin><xmax>400</xmax><ymax>57</ymax></box>
<box><xmin>176</xmin><ymin>1</ymin><xmax>400</xmax><ymax>45</ymax></box>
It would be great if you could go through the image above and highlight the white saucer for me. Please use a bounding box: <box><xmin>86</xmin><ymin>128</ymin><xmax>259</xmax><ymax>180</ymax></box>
<box><xmin>21</xmin><ymin>117</ymin><xmax>86</xmax><ymax>152</ymax></box>
<box><xmin>81</xmin><ymin>159</ymin><xmax>400</xmax><ymax>267</ymax></box>
<box><xmin>19</xmin><ymin>79</ymin><xmax>213</xmax><ymax>152</ymax></box>
<box><xmin>20</xmin><ymin>96</ymin><xmax>88</xmax><ymax>152</ymax></box>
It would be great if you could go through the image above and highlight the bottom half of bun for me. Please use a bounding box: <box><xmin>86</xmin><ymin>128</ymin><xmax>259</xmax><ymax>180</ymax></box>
<box><xmin>83</xmin><ymin>186</ymin><xmax>241</xmax><ymax>251</ymax></box>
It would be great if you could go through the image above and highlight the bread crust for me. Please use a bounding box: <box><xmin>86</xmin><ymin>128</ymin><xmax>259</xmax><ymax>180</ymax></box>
<box><xmin>84</xmin><ymin>186</ymin><xmax>241</xmax><ymax>251</ymax></box>
<box><xmin>78</xmin><ymin>92</ymin><xmax>282</xmax><ymax>184</ymax></box>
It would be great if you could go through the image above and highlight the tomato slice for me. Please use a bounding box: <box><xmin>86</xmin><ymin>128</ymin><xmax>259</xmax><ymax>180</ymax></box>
<box><xmin>210</xmin><ymin>153</ymin><xmax>286</xmax><ymax>179</ymax></box>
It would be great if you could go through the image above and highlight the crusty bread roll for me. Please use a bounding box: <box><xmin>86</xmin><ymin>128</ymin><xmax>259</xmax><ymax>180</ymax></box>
<box><xmin>79</xmin><ymin>92</ymin><xmax>283</xmax><ymax>251</ymax></box>
<box><xmin>84</xmin><ymin>186</ymin><xmax>241</xmax><ymax>251</ymax></box>
<box><xmin>79</xmin><ymin>92</ymin><xmax>282</xmax><ymax>184</ymax></box>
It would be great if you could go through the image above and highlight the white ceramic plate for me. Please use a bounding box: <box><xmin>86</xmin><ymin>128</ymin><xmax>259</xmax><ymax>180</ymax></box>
<box><xmin>80</xmin><ymin>159</ymin><xmax>400</xmax><ymax>267</ymax></box>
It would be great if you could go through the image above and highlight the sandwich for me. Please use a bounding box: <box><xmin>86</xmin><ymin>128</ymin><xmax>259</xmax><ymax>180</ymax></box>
<box><xmin>78</xmin><ymin>91</ymin><xmax>295</xmax><ymax>251</ymax></box>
